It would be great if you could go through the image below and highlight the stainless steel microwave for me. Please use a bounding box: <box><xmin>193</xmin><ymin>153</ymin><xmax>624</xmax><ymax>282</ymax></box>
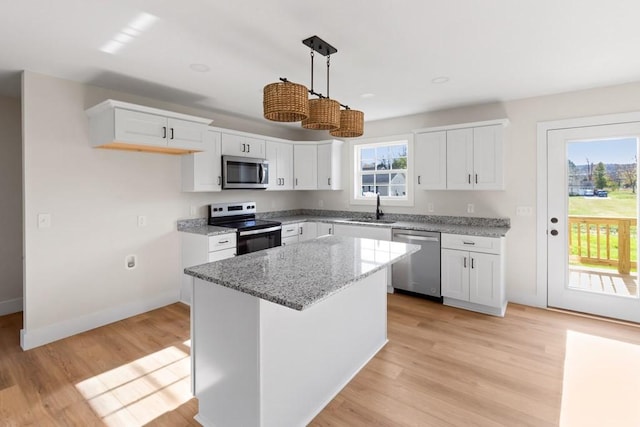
<box><xmin>222</xmin><ymin>155</ymin><xmax>269</xmax><ymax>189</ymax></box>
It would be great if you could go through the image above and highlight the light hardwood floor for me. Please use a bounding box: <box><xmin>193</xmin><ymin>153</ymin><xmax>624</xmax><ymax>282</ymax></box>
<box><xmin>1</xmin><ymin>295</ymin><xmax>639</xmax><ymax>426</ymax></box>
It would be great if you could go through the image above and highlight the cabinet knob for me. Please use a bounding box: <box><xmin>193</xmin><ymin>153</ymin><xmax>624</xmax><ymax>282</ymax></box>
<box><xmin>550</xmin><ymin>229</ymin><xmax>559</xmax><ymax>236</ymax></box>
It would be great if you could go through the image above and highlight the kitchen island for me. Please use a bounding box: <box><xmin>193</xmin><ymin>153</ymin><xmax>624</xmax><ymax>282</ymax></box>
<box><xmin>184</xmin><ymin>235</ymin><xmax>419</xmax><ymax>427</ymax></box>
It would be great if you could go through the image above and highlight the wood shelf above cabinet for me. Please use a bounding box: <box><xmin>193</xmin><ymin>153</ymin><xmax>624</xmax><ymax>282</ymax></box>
<box><xmin>85</xmin><ymin>99</ymin><xmax>213</xmax><ymax>155</ymax></box>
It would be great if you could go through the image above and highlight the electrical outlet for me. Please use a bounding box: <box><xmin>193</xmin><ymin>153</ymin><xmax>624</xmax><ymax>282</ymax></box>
<box><xmin>467</xmin><ymin>203</ymin><xmax>475</xmax><ymax>214</ymax></box>
<box><xmin>427</xmin><ymin>202</ymin><xmax>434</xmax><ymax>213</ymax></box>
<box><xmin>38</xmin><ymin>213</ymin><xmax>51</xmax><ymax>229</ymax></box>
<box><xmin>137</xmin><ymin>215</ymin><xmax>147</xmax><ymax>227</ymax></box>
<box><xmin>125</xmin><ymin>254</ymin><xmax>137</xmax><ymax>270</ymax></box>
<box><xmin>516</xmin><ymin>206</ymin><xmax>533</xmax><ymax>216</ymax></box>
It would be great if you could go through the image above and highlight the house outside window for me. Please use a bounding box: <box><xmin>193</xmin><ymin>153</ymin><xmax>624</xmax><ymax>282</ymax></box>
<box><xmin>351</xmin><ymin>134</ymin><xmax>414</xmax><ymax>207</ymax></box>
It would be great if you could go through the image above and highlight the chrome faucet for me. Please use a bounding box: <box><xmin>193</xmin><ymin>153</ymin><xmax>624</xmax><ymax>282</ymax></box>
<box><xmin>376</xmin><ymin>193</ymin><xmax>384</xmax><ymax>220</ymax></box>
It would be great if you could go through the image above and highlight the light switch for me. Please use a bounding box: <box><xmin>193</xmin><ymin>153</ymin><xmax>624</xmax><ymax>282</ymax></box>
<box><xmin>137</xmin><ymin>215</ymin><xmax>147</xmax><ymax>227</ymax></box>
<box><xmin>38</xmin><ymin>213</ymin><xmax>51</xmax><ymax>228</ymax></box>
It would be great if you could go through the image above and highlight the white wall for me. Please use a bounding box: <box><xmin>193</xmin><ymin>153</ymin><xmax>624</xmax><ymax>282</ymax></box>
<box><xmin>300</xmin><ymin>80</ymin><xmax>640</xmax><ymax>306</ymax></box>
<box><xmin>0</xmin><ymin>95</ymin><xmax>22</xmax><ymax>316</ymax></box>
<box><xmin>20</xmin><ymin>71</ymin><xmax>307</xmax><ymax>349</ymax></box>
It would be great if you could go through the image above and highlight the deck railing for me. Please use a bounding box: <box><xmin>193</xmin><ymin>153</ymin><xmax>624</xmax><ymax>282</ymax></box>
<box><xmin>568</xmin><ymin>216</ymin><xmax>637</xmax><ymax>274</ymax></box>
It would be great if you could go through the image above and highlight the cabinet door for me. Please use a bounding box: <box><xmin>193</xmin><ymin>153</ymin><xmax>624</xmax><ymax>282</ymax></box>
<box><xmin>469</xmin><ymin>252</ymin><xmax>501</xmax><ymax>307</ymax></box>
<box><xmin>316</xmin><ymin>223</ymin><xmax>333</xmax><ymax>237</ymax></box>
<box><xmin>473</xmin><ymin>125</ymin><xmax>504</xmax><ymax>190</ymax></box>
<box><xmin>281</xmin><ymin>235</ymin><xmax>299</xmax><ymax>246</ymax></box>
<box><xmin>446</xmin><ymin>128</ymin><xmax>474</xmax><ymax>190</ymax></box>
<box><xmin>294</xmin><ymin>144</ymin><xmax>318</xmax><ymax>190</ymax></box>
<box><xmin>207</xmin><ymin>247</ymin><xmax>236</xmax><ymax>262</ymax></box>
<box><xmin>441</xmin><ymin>249</ymin><xmax>469</xmax><ymax>300</ymax></box>
<box><xmin>299</xmin><ymin>222</ymin><xmax>318</xmax><ymax>241</ymax></box>
<box><xmin>167</xmin><ymin>118</ymin><xmax>208</xmax><ymax>151</ymax></box>
<box><xmin>277</xmin><ymin>142</ymin><xmax>294</xmax><ymax>190</ymax></box>
<box><xmin>221</xmin><ymin>133</ymin><xmax>266</xmax><ymax>158</ymax></box>
<box><xmin>317</xmin><ymin>141</ymin><xmax>342</xmax><ymax>190</ymax></box>
<box><xmin>181</xmin><ymin>131</ymin><xmax>222</xmax><ymax>192</ymax></box>
<box><xmin>115</xmin><ymin>109</ymin><xmax>167</xmax><ymax>147</ymax></box>
<box><xmin>265</xmin><ymin>142</ymin><xmax>280</xmax><ymax>191</ymax></box>
<box><xmin>415</xmin><ymin>131</ymin><xmax>447</xmax><ymax>190</ymax></box>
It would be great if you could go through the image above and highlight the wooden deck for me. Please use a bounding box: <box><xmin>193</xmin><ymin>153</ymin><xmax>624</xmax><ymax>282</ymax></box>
<box><xmin>569</xmin><ymin>265</ymin><xmax>638</xmax><ymax>297</ymax></box>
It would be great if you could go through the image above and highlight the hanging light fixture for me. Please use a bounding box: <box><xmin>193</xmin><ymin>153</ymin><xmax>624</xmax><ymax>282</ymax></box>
<box><xmin>262</xmin><ymin>35</ymin><xmax>364</xmax><ymax>137</ymax></box>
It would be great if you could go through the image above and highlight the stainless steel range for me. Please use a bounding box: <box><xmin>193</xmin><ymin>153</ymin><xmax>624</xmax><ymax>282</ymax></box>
<box><xmin>208</xmin><ymin>201</ymin><xmax>281</xmax><ymax>255</ymax></box>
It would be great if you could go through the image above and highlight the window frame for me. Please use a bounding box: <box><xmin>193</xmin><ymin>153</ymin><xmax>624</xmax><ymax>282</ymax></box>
<box><xmin>349</xmin><ymin>134</ymin><xmax>414</xmax><ymax>207</ymax></box>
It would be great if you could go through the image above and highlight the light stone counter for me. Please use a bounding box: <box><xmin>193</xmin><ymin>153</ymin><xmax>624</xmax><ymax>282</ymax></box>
<box><xmin>184</xmin><ymin>235</ymin><xmax>420</xmax><ymax>310</ymax></box>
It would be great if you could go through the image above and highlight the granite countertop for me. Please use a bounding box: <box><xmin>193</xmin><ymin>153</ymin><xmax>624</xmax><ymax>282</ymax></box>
<box><xmin>184</xmin><ymin>235</ymin><xmax>420</xmax><ymax>311</ymax></box>
<box><xmin>178</xmin><ymin>213</ymin><xmax>510</xmax><ymax>238</ymax></box>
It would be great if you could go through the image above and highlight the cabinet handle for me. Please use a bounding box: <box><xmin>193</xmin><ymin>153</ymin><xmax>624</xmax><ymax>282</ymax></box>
<box><xmin>296</xmin><ymin>178</ymin><xmax>298</xmax><ymax>186</ymax></box>
<box><xmin>471</xmin><ymin>258</ymin><xmax>475</xmax><ymax>269</ymax></box>
<box><xmin>475</xmin><ymin>173</ymin><xmax>478</xmax><ymax>184</ymax></box>
<box><xmin>218</xmin><ymin>240</ymin><xmax>229</xmax><ymax>244</ymax></box>
<box><xmin>241</xmin><ymin>143</ymin><xmax>246</xmax><ymax>152</ymax></box>
<box><xmin>463</xmin><ymin>257</ymin><xmax>467</xmax><ymax>268</ymax></box>
<box><xmin>468</xmin><ymin>174</ymin><xmax>471</xmax><ymax>184</ymax></box>
<box><xmin>299</xmin><ymin>227</ymin><xmax>303</xmax><ymax>235</ymax></box>
<box><xmin>418</xmin><ymin>176</ymin><xmax>421</xmax><ymax>185</ymax></box>
<box><xmin>162</xmin><ymin>126</ymin><xmax>167</xmax><ymax>139</ymax></box>
<box><xmin>280</xmin><ymin>178</ymin><xmax>284</xmax><ymax>186</ymax></box>
<box><xmin>463</xmin><ymin>241</ymin><xmax>476</xmax><ymax>246</ymax></box>
<box><xmin>217</xmin><ymin>176</ymin><xmax>221</xmax><ymax>185</ymax></box>
<box><xmin>247</xmin><ymin>144</ymin><xmax>251</xmax><ymax>153</ymax></box>
<box><xmin>328</xmin><ymin>177</ymin><xmax>331</xmax><ymax>186</ymax></box>
<box><xmin>170</xmin><ymin>128</ymin><xmax>175</xmax><ymax>140</ymax></box>
<box><xmin>285</xmin><ymin>228</ymin><xmax>295</xmax><ymax>232</ymax></box>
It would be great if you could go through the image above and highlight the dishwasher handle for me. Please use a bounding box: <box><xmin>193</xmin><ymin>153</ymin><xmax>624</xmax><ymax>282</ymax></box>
<box><xmin>393</xmin><ymin>233</ymin><xmax>439</xmax><ymax>242</ymax></box>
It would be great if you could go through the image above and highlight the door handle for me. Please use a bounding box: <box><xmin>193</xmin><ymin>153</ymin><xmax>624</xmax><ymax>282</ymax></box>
<box><xmin>550</xmin><ymin>229</ymin><xmax>559</xmax><ymax>236</ymax></box>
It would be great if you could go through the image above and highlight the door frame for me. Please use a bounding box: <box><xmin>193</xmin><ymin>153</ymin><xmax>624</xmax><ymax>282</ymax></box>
<box><xmin>536</xmin><ymin>111</ymin><xmax>640</xmax><ymax>308</ymax></box>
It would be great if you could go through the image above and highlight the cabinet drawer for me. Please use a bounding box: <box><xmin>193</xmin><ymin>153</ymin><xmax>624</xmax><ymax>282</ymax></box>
<box><xmin>441</xmin><ymin>233</ymin><xmax>501</xmax><ymax>254</ymax></box>
<box><xmin>208</xmin><ymin>233</ymin><xmax>236</xmax><ymax>251</ymax></box>
<box><xmin>281</xmin><ymin>223</ymin><xmax>300</xmax><ymax>238</ymax></box>
<box><xmin>207</xmin><ymin>247</ymin><xmax>236</xmax><ymax>262</ymax></box>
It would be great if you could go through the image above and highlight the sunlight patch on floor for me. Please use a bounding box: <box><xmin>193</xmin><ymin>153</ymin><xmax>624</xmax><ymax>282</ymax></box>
<box><xmin>561</xmin><ymin>330</ymin><xmax>640</xmax><ymax>427</ymax></box>
<box><xmin>75</xmin><ymin>345</ymin><xmax>191</xmax><ymax>426</ymax></box>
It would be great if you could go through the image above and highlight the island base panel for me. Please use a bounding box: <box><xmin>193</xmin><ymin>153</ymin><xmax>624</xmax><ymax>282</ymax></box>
<box><xmin>193</xmin><ymin>268</ymin><xmax>388</xmax><ymax>426</ymax></box>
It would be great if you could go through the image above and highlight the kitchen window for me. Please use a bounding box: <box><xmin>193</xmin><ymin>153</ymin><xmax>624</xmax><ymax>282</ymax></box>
<box><xmin>351</xmin><ymin>134</ymin><xmax>414</xmax><ymax>206</ymax></box>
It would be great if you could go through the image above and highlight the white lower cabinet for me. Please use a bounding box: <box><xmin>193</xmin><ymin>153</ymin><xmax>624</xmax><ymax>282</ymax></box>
<box><xmin>181</xmin><ymin>232</ymin><xmax>236</xmax><ymax>305</ymax></box>
<box><xmin>441</xmin><ymin>233</ymin><xmax>506</xmax><ymax>316</ymax></box>
<box><xmin>316</xmin><ymin>222</ymin><xmax>333</xmax><ymax>237</ymax></box>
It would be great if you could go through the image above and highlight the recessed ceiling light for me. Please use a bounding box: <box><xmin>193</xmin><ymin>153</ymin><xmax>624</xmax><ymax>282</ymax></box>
<box><xmin>190</xmin><ymin>64</ymin><xmax>210</xmax><ymax>72</ymax></box>
<box><xmin>360</xmin><ymin>93</ymin><xmax>375</xmax><ymax>99</ymax></box>
<box><xmin>431</xmin><ymin>76</ymin><xmax>450</xmax><ymax>84</ymax></box>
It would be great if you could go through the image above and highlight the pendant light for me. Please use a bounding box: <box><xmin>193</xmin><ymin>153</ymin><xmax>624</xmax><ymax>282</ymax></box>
<box><xmin>262</xmin><ymin>35</ymin><xmax>364</xmax><ymax>137</ymax></box>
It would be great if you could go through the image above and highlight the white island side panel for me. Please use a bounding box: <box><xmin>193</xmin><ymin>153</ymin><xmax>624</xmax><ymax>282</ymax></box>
<box><xmin>260</xmin><ymin>268</ymin><xmax>388</xmax><ymax>427</ymax></box>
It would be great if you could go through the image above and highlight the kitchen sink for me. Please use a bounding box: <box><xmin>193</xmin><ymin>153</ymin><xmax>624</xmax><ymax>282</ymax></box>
<box><xmin>345</xmin><ymin>218</ymin><xmax>396</xmax><ymax>224</ymax></box>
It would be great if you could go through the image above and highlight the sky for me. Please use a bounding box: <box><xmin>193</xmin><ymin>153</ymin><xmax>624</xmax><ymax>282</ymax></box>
<box><xmin>568</xmin><ymin>137</ymin><xmax>638</xmax><ymax>165</ymax></box>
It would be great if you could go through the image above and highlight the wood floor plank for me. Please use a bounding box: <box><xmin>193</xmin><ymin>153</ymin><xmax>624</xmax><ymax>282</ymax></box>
<box><xmin>2</xmin><ymin>296</ymin><xmax>640</xmax><ymax>425</ymax></box>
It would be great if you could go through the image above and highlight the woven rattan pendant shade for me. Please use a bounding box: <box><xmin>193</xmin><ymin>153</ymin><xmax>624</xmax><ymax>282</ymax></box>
<box><xmin>330</xmin><ymin>109</ymin><xmax>364</xmax><ymax>137</ymax></box>
<box><xmin>301</xmin><ymin>98</ymin><xmax>340</xmax><ymax>130</ymax></box>
<box><xmin>263</xmin><ymin>81</ymin><xmax>309</xmax><ymax>122</ymax></box>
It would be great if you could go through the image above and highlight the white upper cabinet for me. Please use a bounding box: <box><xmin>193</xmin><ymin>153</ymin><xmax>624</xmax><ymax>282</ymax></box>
<box><xmin>86</xmin><ymin>99</ymin><xmax>211</xmax><ymax>154</ymax></box>
<box><xmin>221</xmin><ymin>132</ymin><xmax>266</xmax><ymax>158</ymax></box>
<box><xmin>266</xmin><ymin>141</ymin><xmax>294</xmax><ymax>190</ymax></box>
<box><xmin>472</xmin><ymin>125</ymin><xmax>504</xmax><ymax>190</ymax></box>
<box><xmin>446</xmin><ymin>128</ymin><xmax>475</xmax><ymax>190</ymax></box>
<box><xmin>294</xmin><ymin>144</ymin><xmax>318</xmax><ymax>190</ymax></box>
<box><xmin>414</xmin><ymin>119</ymin><xmax>507</xmax><ymax>191</ymax></box>
<box><xmin>181</xmin><ymin>130</ymin><xmax>222</xmax><ymax>192</ymax></box>
<box><xmin>317</xmin><ymin>140</ymin><xmax>343</xmax><ymax>190</ymax></box>
<box><xmin>415</xmin><ymin>131</ymin><xmax>447</xmax><ymax>190</ymax></box>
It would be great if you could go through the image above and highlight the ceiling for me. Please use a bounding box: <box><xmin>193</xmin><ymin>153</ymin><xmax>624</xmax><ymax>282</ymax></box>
<box><xmin>2</xmin><ymin>0</ymin><xmax>640</xmax><ymax>123</ymax></box>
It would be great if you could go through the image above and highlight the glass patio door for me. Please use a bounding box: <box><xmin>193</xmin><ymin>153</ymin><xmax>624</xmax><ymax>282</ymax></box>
<box><xmin>547</xmin><ymin>122</ymin><xmax>640</xmax><ymax>322</ymax></box>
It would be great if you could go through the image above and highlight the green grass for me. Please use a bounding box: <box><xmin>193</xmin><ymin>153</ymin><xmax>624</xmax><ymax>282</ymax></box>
<box><xmin>568</xmin><ymin>189</ymin><xmax>638</xmax><ymax>271</ymax></box>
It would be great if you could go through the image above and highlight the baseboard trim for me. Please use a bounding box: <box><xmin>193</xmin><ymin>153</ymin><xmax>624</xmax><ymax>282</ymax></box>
<box><xmin>20</xmin><ymin>291</ymin><xmax>179</xmax><ymax>350</ymax></box>
<box><xmin>0</xmin><ymin>297</ymin><xmax>23</xmax><ymax>316</ymax></box>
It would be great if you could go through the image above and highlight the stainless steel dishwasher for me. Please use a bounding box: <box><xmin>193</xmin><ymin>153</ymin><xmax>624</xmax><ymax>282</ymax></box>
<box><xmin>391</xmin><ymin>229</ymin><xmax>441</xmax><ymax>299</ymax></box>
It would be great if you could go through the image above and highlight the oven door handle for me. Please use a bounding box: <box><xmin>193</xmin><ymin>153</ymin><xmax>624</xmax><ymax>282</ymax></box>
<box><xmin>239</xmin><ymin>226</ymin><xmax>282</xmax><ymax>237</ymax></box>
<box><xmin>259</xmin><ymin>164</ymin><xmax>265</xmax><ymax>184</ymax></box>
